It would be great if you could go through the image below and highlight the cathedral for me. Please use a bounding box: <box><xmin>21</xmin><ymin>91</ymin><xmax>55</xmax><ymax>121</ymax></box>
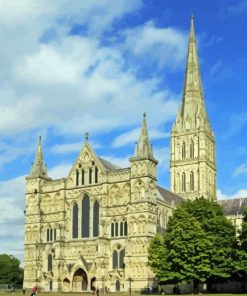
<box><xmin>23</xmin><ymin>17</ymin><xmax>243</xmax><ymax>292</ymax></box>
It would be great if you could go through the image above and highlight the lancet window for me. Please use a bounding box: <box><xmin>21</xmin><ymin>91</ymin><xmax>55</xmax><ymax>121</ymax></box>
<box><xmin>112</xmin><ymin>250</ymin><xmax>118</xmax><ymax>269</ymax></box>
<box><xmin>81</xmin><ymin>195</ymin><xmax>90</xmax><ymax>238</ymax></box>
<box><xmin>72</xmin><ymin>203</ymin><xmax>78</xmax><ymax>239</ymax></box>
<box><xmin>182</xmin><ymin>142</ymin><xmax>186</xmax><ymax>160</ymax></box>
<box><xmin>190</xmin><ymin>140</ymin><xmax>194</xmax><ymax>159</ymax></box>
<box><xmin>48</xmin><ymin>254</ymin><xmax>52</xmax><ymax>272</ymax></box>
<box><xmin>93</xmin><ymin>200</ymin><xmax>99</xmax><ymax>237</ymax></box>
<box><xmin>76</xmin><ymin>169</ymin><xmax>79</xmax><ymax>186</ymax></box>
<box><xmin>182</xmin><ymin>173</ymin><xmax>186</xmax><ymax>192</ymax></box>
<box><xmin>190</xmin><ymin>171</ymin><xmax>194</xmax><ymax>191</ymax></box>
<box><xmin>81</xmin><ymin>169</ymin><xmax>84</xmax><ymax>185</ymax></box>
<box><xmin>95</xmin><ymin>167</ymin><xmax>98</xmax><ymax>183</ymax></box>
<box><xmin>89</xmin><ymin>168</ymin><xmax>92</xmax><ymax>184</ymax></box>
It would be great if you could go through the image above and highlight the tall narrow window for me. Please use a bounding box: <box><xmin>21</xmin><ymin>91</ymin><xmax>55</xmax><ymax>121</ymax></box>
<box><xmin>81</xmin><ymin>195</ymin><xmax>90</xmax><ymax>238</ymax></box>
<box><xmin>95</xmin><ymin>167</ymin><xmax>98</xmax><ymax>183</ymax></box>
<box><xmin>119</xmin><ymin>250</ymin><xmax>125</xmax><ymax>269</ymax></box>
<box><xmin>50</xmin><ymin>228</ymin><xmax>53</xmax><ymax>241</ymax></box>
<box><xmin>190</xmin><ymin>171</ymin><xmax>194</xmax><ymax>191</ymax></box>
<box><xmin>112</xmin><ymin>251</ymin><xmax>118</xmax><ymax>269</ymax></box>
<box><xmin>120</xmin><ymin>222</ymin><xmax>123</xmax><ymax>236</ymax></box>
<box><xmin>93</xmin><ymin>200</ymin><xmax>99</xmax><ymax>237</ymax></box>
<box><xmin>72</xmin><ymin>203</ymin><xmax>78</xmax><ymax>239</ymax></box>
<box><xmin>89</xmin><ymin>168</ymin><xmax>92</xmax><ymax>184</ymax></box>
<box><xmin>190</xmin><ymin>140</ymin><xmax>194</xmax><ymax>159</ymax></box>
<box><xmin>76</xmin><ymin>170</ymin><xmax>79</xmax><ymax>186</ymax></box>
<box><xmin>54</xmin><ymin>229</ymin><xmax>57</xmax><ymax>241</ymax></box>
<box><xmin>124</xmin><ymin>221</ymin><xmax>128</xmax><ymax>236</ymax></box>
<box><xmin>182</xmin><ymin>142</ymin><xmax>186</xmax><ymax>159</ymax></box>
<box><xmin>182</xmin><ymin>173</ymin><xmax>186</xmax><ymax>192</ymax></box>
<box><xmin>111</xmin><ymin>223</ymin><xmax>114</xmax><ymax>237</ymax></box>
<box><xmin>115</xmin><ymin>222</ymin><xmax>119</xmax><ymax>237</ymax></box>
<box><xmin>47</xmin><ymin>229</ymin><xmax>50</xmax><ymax>242</ymax></box>
<box><xmin>81</xmin><ymin>169</ymin><xmax>84</xmax><ymax>185</ymax></box>
<box><xmin>48</xmin><ymin>254</ymin><xmax>52</xmax><ymax>271</ymax></box>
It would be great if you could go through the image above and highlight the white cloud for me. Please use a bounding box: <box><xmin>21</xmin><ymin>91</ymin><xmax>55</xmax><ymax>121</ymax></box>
<box><xmin>217</xmin><ymin>189</ymin><xmax>247</xmax><ymax>200</ymax></box>
<box><xmin>154</xmin><ymin>147</ymin><xmax>170</xmax><ymax>171</ymax></box>
<box><xmin>49</xmin><ymin>163</ymin><xmax>72</xmax><ymax>179</ymax></box>
<box><xmin>100</xmin><ymin>155</ymin><xmax>130</xmax><ymax>168</ymax></box>
<box><xmin>233</xmin><ymin>164</ymin><xmax>247</xmax><ymax>177</ymax></box>
<box><xmin>0</xmin><ymin>175</ymin><xmax>25</xmax><ymax>262</ymax></box>
<box><xmin>123</xmin><ymin>21</ymin><xmax>187</xmax><ymax>70</ymax></box>
<box><xmin>112</xmin><ymin>127</ymin><xmax>169</xmax><ymax>148</ymax></box>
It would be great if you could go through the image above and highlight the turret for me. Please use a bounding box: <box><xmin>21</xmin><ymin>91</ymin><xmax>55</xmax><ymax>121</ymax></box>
<box><xmin>129</xmin><ymin>114</ymin><xmax>158</xmax><ymax>203</ymax></box>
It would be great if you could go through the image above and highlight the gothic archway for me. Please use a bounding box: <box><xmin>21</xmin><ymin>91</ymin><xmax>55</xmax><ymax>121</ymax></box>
<box><xmin>63</xmin><ymin>278</ymin><xmax>70</xmax><ymax>292</ymax></box>
<box><xmin>72</xmin><ymin>268</ymin><xmax>88</xmax><ymax>291</ymax></box>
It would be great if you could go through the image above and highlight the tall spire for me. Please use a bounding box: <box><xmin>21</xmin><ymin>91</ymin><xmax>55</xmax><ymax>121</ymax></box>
<box><xmin>29</xmin><ymin>136</ymin><xmax>47</xmax><ymax>178</ymax></box>
<box><xmin>136</xmin><ymin>113</ymin><xmax>153</xmax><ymax>157</ymax></box>
<box><xmin>181</xmin><ymin>15</ymin><xmax>206</xmax><ymax>122</ymax></box>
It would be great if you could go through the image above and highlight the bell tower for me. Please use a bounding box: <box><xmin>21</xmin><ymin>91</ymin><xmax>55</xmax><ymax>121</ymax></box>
<box><xmin>170</xmin><ymin>16</ymin><xmax>216</xmax><ymax>200</ymax></box>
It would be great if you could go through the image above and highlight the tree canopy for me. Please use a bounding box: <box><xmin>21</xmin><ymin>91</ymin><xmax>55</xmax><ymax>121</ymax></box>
<box><xmin>148</xmin><ymin>197</ymin><xmax>237</xmax><ymax>287</ymax></box>
<box><xmin>0</xmin><ymin>254</ymin><xmax>23</xmax><ymax>285</ymax></box>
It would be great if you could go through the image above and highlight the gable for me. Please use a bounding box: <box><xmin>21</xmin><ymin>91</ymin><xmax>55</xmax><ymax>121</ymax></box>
<box><xmin>66</xmin><ymin>141</ymin><xmax>119</xmax><ymax>188</ymax></box>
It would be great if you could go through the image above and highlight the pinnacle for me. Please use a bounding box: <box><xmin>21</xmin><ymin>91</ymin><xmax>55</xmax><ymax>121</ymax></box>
<box><xmin>135</xmin><ymin>113</ymin><xmax>153</xmax><ymax>158</ymax></box>
<box><xmin>28</xmin><ymin>136</ymin><xmax>47</xmax><ymax>178</ymax></box>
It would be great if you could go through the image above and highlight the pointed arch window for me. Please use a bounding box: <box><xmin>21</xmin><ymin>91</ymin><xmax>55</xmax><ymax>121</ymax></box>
<box><xmin>50</xmin><ymin>228</ymin><xmax>53</xmax><ymax>241</ymax></box>
<box><xmin>48</xmin><ymin>254</ymin><xmax>52</xmax><ymax>272</ymax></box>
<box><xmin>54</xmin><ymin>228</ymin><xmax>57</xmax><ymax>241</ymax></box>
<box><xmin>182</xmin><ymin>142</ymin><xmax>186</xmax><ymax>160</ymax></box>
<box><xmin>112</xmin><ymin>250</ymin><xmax>118</xmax><ymax>269</ymax></box>
<box><xmin>111</xmin><ymin>223</ymin><xmax>114</xmax><ymax>237</ymax></box>
<box><xmin>76</xmin><ymin>169</ymin><xmax>79</xmax><ymax>186</ymax></box>
<box><xmin>119</xmin><ymin>250</ymin><xmax>125</xmax><ymax>269</ymax></box>
<box><xmin>190</xmin><ymin>140</ymin><xmax>194</xmax><ymax>159</ymax></box>
<box><xmin>120</xmin><ymin>222</ymin><xmax>123</xmax><ymax>236</ymax></box>
<box><xmin>81</xmin><ymin>195</ymin><xmax>90</xmax><ymax>238</ymax></box>
<box><xmin>182</xmin><ymin>173</ymin><xmax>186</xmax><ymax>192</ymax></box>
<box><xmin>190</xmin><ymin>171</ymin><xmax>194</xmax><ymax>191</ymax></box>
<box><xmin>95</xmin><ymin>167</ymin><xmax>98</xmax><ymax>183</ymax></box>
<box><xmin>47</xmin><ymin>229</ymin><xmax>50</xmax><ymax>242</ymax></box>
<box><xmin>124</xmin><ymin>221</ymin><xmax>128</xmax><ymax>236</ymax></box>
<box><xmin>89</xmin><ymin>168</ymin><xmax>92</xmax><ymax>184</ymax></box>
<box><xmin>81</xmin><ymin>169</ymin><xmax>84</xmax><ymax>185</ymax></box>
<box><xmin>93</xmin><ymin>200</ymin><xmax>99</xmax><ymax>237</ymax></box>
<box><xmin>115</xmin><ymin>222</ymin><xmax>119</xmax><ymax>237</ymax></box>
<box><xmin>72</xmin><ymin>203</ymin><xmax>78</xmax><ymax>239</ymax></box>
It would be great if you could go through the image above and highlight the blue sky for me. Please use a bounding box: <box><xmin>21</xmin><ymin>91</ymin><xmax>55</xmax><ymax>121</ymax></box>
<box><xmin>0</xmin><ymin>0</ymin><xmax>247</xmax><ymax>263</ymax></box>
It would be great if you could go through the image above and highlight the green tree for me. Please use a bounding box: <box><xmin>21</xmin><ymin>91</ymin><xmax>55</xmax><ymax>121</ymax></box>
<box><xmin>236</xmin><ymin>206</ymin><xmax>247</xmax><ymax>290</ymax></box>
<box><xmin>0</xmin><ymin>254</ymin><xmax>23</xmax><ymax>285</ymax></box>
<box><xmin>148</xmin><ymin>197</ymin><xmax>237</xmax><ymax>289</ymax></box>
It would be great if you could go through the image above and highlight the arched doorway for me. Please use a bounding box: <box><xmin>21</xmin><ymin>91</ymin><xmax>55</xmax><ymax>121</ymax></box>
<box><xmin>63</xmin><ymin>278</ymin><xmax>70</xmax><ymax>292</ymax></box>
<box><xmin>72</xmin><ymin>268</ymin><xmax>88</xmax><ymax>291</ymax></box>
<box><xmin>115</xmin><ymin>279</ymin><xmax>120</xmax><ymax>292</ymax></box>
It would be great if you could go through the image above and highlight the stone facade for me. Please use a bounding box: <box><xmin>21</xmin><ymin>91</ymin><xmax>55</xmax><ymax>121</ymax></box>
<box><xmin>23</xmin><ymin>116</ymin><xmax>182</xmax><ymax>292</ymax></box>
<box><xmin>170</xmin><ymin>16</ymin><xmax>216</xmax><ymax>200</ymax></box>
